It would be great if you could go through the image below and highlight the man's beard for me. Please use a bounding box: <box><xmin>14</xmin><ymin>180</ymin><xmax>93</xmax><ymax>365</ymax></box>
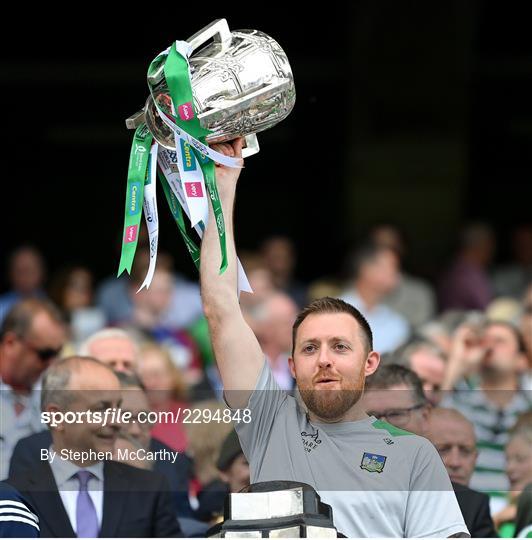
<box><xmin>298</xmin><ymin>370</ymin><xmax>365</xmax><ymax>421</ymax></box>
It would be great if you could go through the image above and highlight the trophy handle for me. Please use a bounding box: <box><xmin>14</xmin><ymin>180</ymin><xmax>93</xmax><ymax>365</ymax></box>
<box><xmin>187</xmin><ymin>19</ymin><xmax>232</xmax><ymax>54</ymax></box>
<box><xmin>242</xmin><ymin>134</ymin><xmax>260</xmax><ymax>158</ymax></box>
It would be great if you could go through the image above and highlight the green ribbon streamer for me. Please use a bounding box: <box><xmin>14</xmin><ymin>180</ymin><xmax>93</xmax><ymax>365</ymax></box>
<box><xmin>163</xmin><ymin>44</ymin><xmax>210</xmax><ymax>140</ymax></box>
<box><xmin>158</xmin><ymin>170</ymin><xmax>201</xmax><ymax>269</ymax></box>
<box><xmin>151</xmin><ymin>43</ymin><xmax>228</xmax><ymax>273</ymax></box>
<box><xmin>117</xmin><ymin>124</ymin><xmax>153</xmax><ymax>276</ymax></box>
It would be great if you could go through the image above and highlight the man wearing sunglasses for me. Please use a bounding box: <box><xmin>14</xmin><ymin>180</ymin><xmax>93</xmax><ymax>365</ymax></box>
<box><xmin>0</xmin><ymin>298</ymin><xmax>66</xmax><ymax>479</ymax></box>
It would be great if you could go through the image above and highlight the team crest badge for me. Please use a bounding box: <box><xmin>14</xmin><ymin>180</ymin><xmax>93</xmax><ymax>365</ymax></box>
<box><xmin>360</xmin><ymin>452</ymin><xmax>387</xmax><ymax>473</ymax></box>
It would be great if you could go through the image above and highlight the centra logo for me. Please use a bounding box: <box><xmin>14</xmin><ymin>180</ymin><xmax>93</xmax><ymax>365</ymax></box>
<box><xmin>180</xmin><ymin>141</ymin><xmax>197</xmax><ymax>171</ymax></box>
<box><xmin>128</xmin><ymin>182</ymin><xmax>141</xmax><ymax>215</ymax></box>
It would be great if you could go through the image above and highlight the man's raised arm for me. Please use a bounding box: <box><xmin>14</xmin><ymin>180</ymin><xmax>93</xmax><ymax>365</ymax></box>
<box><xmin>200</xmin><ymin>138</ymin><xmax>264</xmax><ymax>408</ymax></box>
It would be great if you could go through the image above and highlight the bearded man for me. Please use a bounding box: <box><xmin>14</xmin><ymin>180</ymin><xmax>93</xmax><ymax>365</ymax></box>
<box><xmin>200</xmin><ymin>139</ymin><xmax>469</xmax><ymax>538</ymax></box>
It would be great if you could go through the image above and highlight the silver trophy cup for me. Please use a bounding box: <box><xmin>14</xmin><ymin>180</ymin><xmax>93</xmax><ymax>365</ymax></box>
<box><xmin>126</xmin><ymin>19</ymin><xmax>296</xmax><ymax>158</ymax></box>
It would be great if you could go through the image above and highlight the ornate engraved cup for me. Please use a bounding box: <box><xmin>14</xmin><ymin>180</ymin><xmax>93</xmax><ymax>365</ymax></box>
<box><xmin>126</xmin><ymin>19</ymin><xmax>296</xmax><ymax>157</ymax></box>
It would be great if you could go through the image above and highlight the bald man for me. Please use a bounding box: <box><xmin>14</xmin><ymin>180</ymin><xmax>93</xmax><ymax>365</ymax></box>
<box><xmin>428</xmin><ymin>408</ymin><xmax>497</xmax><ymax>538</ymax></box>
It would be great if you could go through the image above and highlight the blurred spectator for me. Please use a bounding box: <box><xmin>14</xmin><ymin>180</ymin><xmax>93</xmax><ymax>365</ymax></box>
<box><xmin>364</xmin><ymin>366</ymin><xmax>498</xmax><ymax>538</ymax></box>
<box><xmin>0</xmin><ymin>481</ymin><xmax>40</xmax><ymax>537</ymax></box>
<box><xmin>493</xmin><ymin>418</ymin><xmax>532</xmax><ymax>536</ymax></box>
<box><xmin>48</xmin><ymin>265</ymin><xmax>105</xmax><ymax>347</ymax></box>
<box><xmin>260</xmin><ymin>236</ymin><xmax>308</xmax><ymax>308</ymax></box>
<box><xmin>239</xmin><ymin>251</ymin><xmax>276</xmax><ymax>315</ymax></box>
<box><xmin>520</xmin><ymin>284</ymin><xmax>532</xmax><ymax>391</ymax></box>
<box><xmin>485</xmin><ymin>297</ymin><xmax>521</xmax><ymax>324</ymax></box>
<box><xmin>385</xmin><ymin>338</ymin><xmax>446</xmax><ymax>405</ymax></box>
<box><xmin>417</xmin><ymin>320</ymin><xmax>454</xmax><ymax>357</ymax></box>
<box><xmin>363</xmin><ymin>364</ymin><xmax>430</xmax><ymax>435</ymax></box>
<box><xmin>9</xmin><ymin>371</ymin><xmax>194</xmax><ymax>521</ymax></box>
<box><xmin>96</xmin><ymin>247</ymin><xmax>202</xmax><ymax>330</ymax></box>
<box><xmin>184</xmin><ymin>401</ymin><xmax>233</xmax><ymax>524</ymax></box>
<box><xmin>307</xmin><ymin>278</ymin><xmax>342</xmax><ymax>301</ymax></box>
<box><xmin>112</xmin><ymin>436</ymin><xmax>151</xmax><ymax>470</ymax></box>
<box><xmin>114</xmin><ymin>371</ymin><xmax>193</xmax><ymax>519</ymax></box>
<box><xmin>9</xmin><ymin>356</ymin><xmax>181</xmax><ymax>537</ymax></box>
<box><xmin>441</xmin><ymin>316</ymin><xmax>488</xmax><ymax>390</ymax></box>
<box><xmin>216</xmin><ymin>430</ymin><xmax>250</xmax><ymax>494</ymax></box>
<box><xmin>515</xmin><ymin>487</ymin><xmax>532</xmax><ymax>538</ymax></box>
<box><xmin>443</xmin><ymin>321</ymin><xmax>531</xmax><ymax>505</ymax></box>
<box><xmin>0</xmin><ymin>246</ymin><xmax>46</xmax><ymax>325</ymax></box>
<box><xmin>79</xmin><ymin>327</ymin><xmax>139</xmax><ymax>375</ymax></box>
<box><xmin>0</xmin><ymin>299</ymin><xmax>66</xmax><ymax>479</ymax></box>
<box><xmin>427</xmin><ymin>408</ymin><xmax>478</xmax><ymax>487</ymax></box>
<box><xmin>426</xmin><ymin>408</ymin><xmax>497</xmax><ymax>538</ymax></box>
<box><xmin>250</xmin><ymin>292</ymin><xmax>298</xmax><ymax>390</ymax></box>
<box><xmin>492</xmin><ymin>224</ymin><xmax>532</xmax><ymax>299</ymax></box>
<box><xmin>420</xmin><ymin>310</ymin><xmax>483</xmax><ymax>359</ymax></box>
<box><xmin>370</xmin><ymin>224</ymin><xmax>436</xmax><ymax>328</ymax></box>
<box><xmin>125</xmin><ymin>267</ymin><xmax>203</xmax><ymax>382</ymax></box>
<box><xmin>341</xmin><ymin>243</ymin><xmax>409</xmax><ymax>353</ymax></box>
<box><xmin>138</xmin><ymin>342</ymin><xmax>189</xmax><ymax>452</ymax></box>
<box><xmin>439</xmin><ymin>223</ymin><xmax>495</xmax><ymax>311</ymax></box>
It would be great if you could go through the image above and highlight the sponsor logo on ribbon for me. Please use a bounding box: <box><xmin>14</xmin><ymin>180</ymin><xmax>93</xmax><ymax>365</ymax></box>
<box><xmin>185</xmin><ymin>182</ymin><xmax>203</xmax><ymax>198</ymax></box>
<box><xmin>180</xmin><ymin>140</ymin><xmax>197</xmax><ymax>171</ymax></box>
<box><xmin>125</xmin><ymin>225</ymin><xmax>138</xmax><ymax>243</ymax></box>
<box><xmin>128</xmin><ymin>182</ymin><xmax>142</xmax><ymax>215</ymax></box>
<box><xmin>216</xmin><ymin>213</ymin><xmax>225</xmax><ymax>235</ymax></box>
<box><xmin>178</xmin><ymin>102</ymin><xmax>194</xmax><ymax>121</ymax></box>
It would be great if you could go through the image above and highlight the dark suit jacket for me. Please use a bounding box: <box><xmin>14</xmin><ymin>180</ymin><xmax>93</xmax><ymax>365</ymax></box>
<box><xmin>9</xmin><ymin>459</ymin><xmax>181</xmax><ymax>538</ymax></box>
<box><xmin>9</xmin><ymin>430</ymin><xmax>193</xmax><ymax>516</ymax></box>
<box><xmin>452</xmin><ymin>482</ymin><xmax>498</xmax><ymax>538</ymax></box>
<box><xmin>515</xmin><ymin>485</ymin><xmax>532</xmax><ymax>537</ymax></box>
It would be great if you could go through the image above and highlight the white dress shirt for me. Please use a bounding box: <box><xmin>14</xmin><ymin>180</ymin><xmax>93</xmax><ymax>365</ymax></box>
<box><xmin>48</xmin><ymin>449</ymin><xmax>104</xmax><ymax>532</ymax></box>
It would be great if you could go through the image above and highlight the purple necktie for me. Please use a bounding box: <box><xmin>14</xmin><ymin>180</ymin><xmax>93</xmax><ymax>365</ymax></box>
<box><xmin>75</xmin><ymin>470</ymin><xmax>99</xmax><ymax>538</ymax></box>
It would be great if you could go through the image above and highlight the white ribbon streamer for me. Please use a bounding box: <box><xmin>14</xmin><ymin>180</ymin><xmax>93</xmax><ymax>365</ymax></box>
<box><xmin>136</xmin><ymin>142</ymin><xmax>160</xmax><ymax>291</ymax></box>
<box><xmin>158</xmin><ymin>148</ymin><xmax>252</xmax><ymax>295</ymax></box>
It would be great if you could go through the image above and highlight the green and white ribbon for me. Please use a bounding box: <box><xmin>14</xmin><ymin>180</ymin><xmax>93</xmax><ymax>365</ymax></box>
<box><xmin>158</xmin><ymin>147</ymin><xmax>252</xmax><ymax>294</ymax></box>
<box><xmin>118</xmin><ymin>40</ymin><xmax>251</xmax><ymax>292</ymax></box>
<box><xmin>149</xmin><ymin>41</ymin><xmax>237</xmax><ymax>273</ymax></box>
<box><xmin>117</xmin><ymin>124</ymin><xmax>153</xmax><ymax>277</ymax></box>
<box><xmin>158</xmin><ymin>168</ymin><xmax>201</xmax><ymax>270</ymax></box>
<box><xmin>136</xmin><ymin>142</ymin><xmax>159</xmax><ymax>291</ymax></box>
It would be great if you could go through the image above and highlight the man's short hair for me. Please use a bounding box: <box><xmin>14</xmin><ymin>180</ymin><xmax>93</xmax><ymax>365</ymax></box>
<box><xmin>291</xmin><ymin>297</ymin><xmax>373</xmax><ymax>356</ymax></box>
<box><xmin>392</xmin><ymin>338</ymin><xmax>445</xmax><ymax>368</ymax></box>
<box><xmin>40</xmin><ymin>355</ymin><xmax>113</xmax><ymax>411</ymax></box>
<box><xmin>365</xmin><ymin>364</ymin><xmax>427</xmax><ymax>405</ymax></box>
<box><xmin>78</xmin><ymin>327</ymin><xmax>139</xmax><ymax>356</ymax></box>
<box><xmin>0</xmin><ymin>298</ymin><xmax>64</xmax><ymax>340</ymax></box>
<box><xmin>430</xmin><ymin>407</ymin><xmax>476</xmax><ymax>435</ymax></box>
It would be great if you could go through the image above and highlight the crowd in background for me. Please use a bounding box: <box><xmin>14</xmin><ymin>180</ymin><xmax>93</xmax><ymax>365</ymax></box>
<box><xmin>0</xmin><ymin>221</ymin><xmax>531</xmax><ymax>537</ymax></box>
